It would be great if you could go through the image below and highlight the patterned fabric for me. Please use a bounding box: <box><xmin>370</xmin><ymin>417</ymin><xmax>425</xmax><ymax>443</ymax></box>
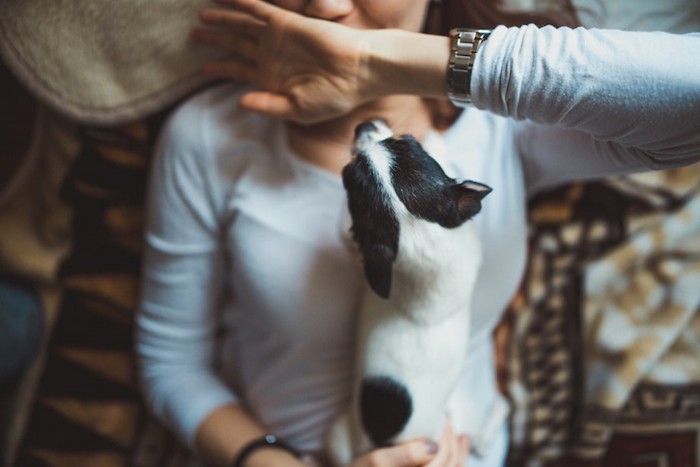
<box><xmin>13</xmin><ymin>117</ymin><xmax>202</xmax><ymax>466</ymax></box>
<box><xmin>507</xmin><ymin>168</ymin><xmax>700</xmax><ymax>466</ymax></box>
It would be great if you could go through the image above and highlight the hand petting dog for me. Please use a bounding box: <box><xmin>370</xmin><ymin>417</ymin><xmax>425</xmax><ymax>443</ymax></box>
<box><xmin>192</xmin><ymin>0</ymin><xmax>449</xmax><ymax>124</ymax></box>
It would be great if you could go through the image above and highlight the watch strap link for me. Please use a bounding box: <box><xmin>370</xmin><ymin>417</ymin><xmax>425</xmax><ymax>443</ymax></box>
<box><xmin>447</xmin><ymin>28</ymin><xmax>492</xmax><ymax>106</ymax></box>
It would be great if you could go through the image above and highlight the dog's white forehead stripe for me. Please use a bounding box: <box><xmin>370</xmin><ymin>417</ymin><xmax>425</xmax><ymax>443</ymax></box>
<box><xmin>364</xmin><ymin>144</ymin><xmax>411</xmax><ymax>220</ymax></box>
<box><xmin>366</xmin><ymin>144</ymin><xmax>394</xmax><ymax>188</ymax></box>
<box><xmin>353</xmin><ymin>120</ymin><xmax>411</xmax><ymax>218</ymax></box>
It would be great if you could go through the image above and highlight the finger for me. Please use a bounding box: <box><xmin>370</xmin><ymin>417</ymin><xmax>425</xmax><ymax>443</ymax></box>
<box><xmin>367</xmin><ymin>439</ymin><xmax>439</xmax><ymax>467</ymax></box>
<box><xmin>191</xmin><ymin>28</ymin><xmax>257</xmax><ymax>58</ymax></box>
<box><xmin>457</xmin><ymin>435</ymin><xmax>470</xmax><ymax>466</ymax></box>
<box><xmin>239</xmin><ymin>92</ymin><xmax>298</xmax><ymax>120</ymax></box>
<box><xmin>425</xmin><ymin>425</ymin><xmax>454</xmax><ymax>467</ymax></box>
<box><xmin>202</xmin><ymin>59</ymin><xmax>256</xmax><ymax>83</ymax></box>
<box><xmin>199</xmin><ymin>8</ymin><xmax>266</xmax><ymax>36</ymax></box>
<box><xmin>446</xmin><ymin>429</ymin><xmax>460</xmax><ymax>467</ymax></box>
<box><xmin>445</xmin><ymin>428</ymin><xmax>459</xmax><ymax>467</ymax></box>
<box><xmin>212</xmin><ymin>0</ymin><xmax>279</xmax><ymax>21</ymax></box>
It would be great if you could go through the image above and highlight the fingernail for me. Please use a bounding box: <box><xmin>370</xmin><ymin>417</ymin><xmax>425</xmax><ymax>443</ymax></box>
<box><xmin>425</xmin><ymin>440</ymin><xmax>439</xmax><ymax>455</ymax></box>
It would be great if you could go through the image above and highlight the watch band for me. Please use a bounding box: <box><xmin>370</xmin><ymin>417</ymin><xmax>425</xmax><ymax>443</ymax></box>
<box><xmin>232</xmin><ymin>434</ymin><xmax>301</xmax><ymax>467</ymax></box>
<box><xmin>447</xmin><ymin>28</ymin><xmax>492</xmax><ymax>107</ymax></box>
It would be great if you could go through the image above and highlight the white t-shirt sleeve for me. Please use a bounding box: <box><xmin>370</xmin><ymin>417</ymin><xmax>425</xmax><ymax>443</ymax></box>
<box><xmin>136</xmin><ymin>98</ymin><xmax>238</xmax><ymax>448</ymax></box>
<box><xmin>472</xmin><ymin>25</ymin><xmax>700</xmax><ymax>194</ymax></box>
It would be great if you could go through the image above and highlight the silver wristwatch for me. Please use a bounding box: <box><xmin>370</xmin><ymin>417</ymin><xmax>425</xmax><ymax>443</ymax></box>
<box><xmin>447</xmin><ymin>28</ymin><xmax>492</xmax><ymax>107</ymax></box>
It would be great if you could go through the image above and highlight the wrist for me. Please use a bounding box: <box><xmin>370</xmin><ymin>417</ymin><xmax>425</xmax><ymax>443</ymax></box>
<box><xmin>233</xmin><ymin>434</ymin><xmax>303</xmax><ymax>467</ymax></box>
<box><xmin>242</xmin><ymin>446</ymin><xmax>305</xmax><ymax>467</ymax></box>
<box><xmin>364</xmin><ymin>29</ymin><xmax>451</xmax><ymax>100</ymax></box>
<box><xmin>446</xmin><ymin>29</ymin><xmax>492</xmax><ymax>106</ymax></box>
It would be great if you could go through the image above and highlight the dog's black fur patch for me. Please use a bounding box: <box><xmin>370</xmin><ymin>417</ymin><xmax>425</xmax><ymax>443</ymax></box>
<box><xmin>360</xmin><ymin>376</ymin><xmax>413</xmax><ymax>446</ymax></box>
<box><xmin>384</xmin><ymin>136</ymin><xmax>491</xmax><ymax>228</ymax></box>
<box><xmin>342</xmin><ymin>156</ymin><xmax>399</xmax><ymax>299</ymax></box>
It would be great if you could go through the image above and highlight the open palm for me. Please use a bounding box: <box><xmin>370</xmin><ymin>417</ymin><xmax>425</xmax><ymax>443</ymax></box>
<box><xmin>193</xmin><ymin>0</ymin><xmax>370</xmax><ymax>124</ymax></box>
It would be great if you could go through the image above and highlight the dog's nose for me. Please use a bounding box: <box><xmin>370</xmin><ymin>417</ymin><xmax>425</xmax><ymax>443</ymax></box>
<box><xmin>354</xmin><ymin>119</ymin><xmax>393</xmax><ymax>141</ymax></box>
<box><xmin>354</xmin><ymin>121</ymin><xmax>378</xmax><ymax>139</ymax></box>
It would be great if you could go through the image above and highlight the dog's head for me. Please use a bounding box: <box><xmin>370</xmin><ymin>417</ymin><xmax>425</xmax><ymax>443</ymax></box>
<box><xmin>342</xmin><ymin>119</ymin><xmax>491</xmax><ymax>299</ymax></box>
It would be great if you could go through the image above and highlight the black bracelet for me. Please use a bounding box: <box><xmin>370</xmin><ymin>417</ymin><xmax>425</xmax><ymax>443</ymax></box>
<box><xmin>232</xmin><ymin>434</ymin><xmax>301</xmax><ymax>467</ymax></box>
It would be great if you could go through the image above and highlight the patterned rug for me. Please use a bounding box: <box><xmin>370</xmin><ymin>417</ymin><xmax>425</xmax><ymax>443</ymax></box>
<box><xmin>13</xmin><ymin>115</ymin><xmax>201</xmax><ymax>466</ymax></box>
<box><xmin>507</xmin><ymin>170</ymin><xmax>700</xmax><ymax>467</ymax></box>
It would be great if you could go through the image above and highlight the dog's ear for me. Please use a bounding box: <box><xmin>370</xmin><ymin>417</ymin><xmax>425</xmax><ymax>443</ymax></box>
<box><xmin>343</xmin><ymin>157</ymin><xmax>399</xmax><ymax>299</ymax></box>
<box><xmin>362</xmin><ymin>244</ymin><xmax>395</xmax><ymax>299</ymax></box>
<box><xmin>451</xmin><ymin>180</ymin><xmax>492</xmax><ymax>222</ymax></box>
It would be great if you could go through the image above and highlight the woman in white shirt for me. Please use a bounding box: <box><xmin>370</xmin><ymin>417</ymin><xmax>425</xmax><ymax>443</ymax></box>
<box><xmin>137</xmin><ymin>0</ymin><xmax>700</xmax><ymax>466</ymax></box>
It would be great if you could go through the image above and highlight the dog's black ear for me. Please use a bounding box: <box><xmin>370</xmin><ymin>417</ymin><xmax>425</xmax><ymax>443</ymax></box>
<box><xmin>343</xmin><ymin>157</ymin><xmax>399</xmax><ymax>299</ymax></box>
<box><xmin>363</xmin><ymin>245</ymin><xmax>394</xmax><ymax>299</ymax></box>
<box><xmin>451</xmin><ymin>180</ymin><xmax>492</xmax><ymax>222</ymax></box>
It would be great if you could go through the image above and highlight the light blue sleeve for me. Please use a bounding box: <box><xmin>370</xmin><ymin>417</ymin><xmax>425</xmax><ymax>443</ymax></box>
<box><xmin>136</xmin><ymin>96</ymin><xmax>237</xmax><ymax>448</ymax></box>
<box><xmin>472</xmin><ymin>25</ymin><xmax>700</xmax><ymax>194</ymax></box>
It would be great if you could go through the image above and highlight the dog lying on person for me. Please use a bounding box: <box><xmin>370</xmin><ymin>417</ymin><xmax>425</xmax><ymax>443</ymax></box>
<box><xmin>328</xmin><ymin>119</ymin><xmax>492</xmax><ymax>465</ymax></box>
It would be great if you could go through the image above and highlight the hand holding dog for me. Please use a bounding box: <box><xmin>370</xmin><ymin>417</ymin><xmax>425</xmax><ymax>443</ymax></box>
<box><xmin>347</xmin><ymin>424</ymin><xmax>469</xmax><ymax>467</ymax></box>
<box><xmin>192</xmin><ymin>0</ymin><xmax>450</xmax><ymax>124</ymax></box>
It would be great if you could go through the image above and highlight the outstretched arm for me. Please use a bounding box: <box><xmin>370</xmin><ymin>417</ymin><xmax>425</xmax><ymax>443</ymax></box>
<box><xmin>473</xmin><ymin>25</ymin><xmax>700</xmax><ymax>192</ymax></box>
<box><xmin>193</xmin><ymin>0</ymin><xmax>700</xmax><ymax>180</ymax></box>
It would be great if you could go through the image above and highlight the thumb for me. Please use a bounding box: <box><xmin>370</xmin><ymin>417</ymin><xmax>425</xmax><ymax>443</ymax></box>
<box><xmin>239</xmin><ymin>91</ymin><xmax>297</xmax><ymax>120</ymax></box>
<box><xmin>371</xmin><ymin>439</ymin><xmax>439</xmax><ymax>467</ymax></box>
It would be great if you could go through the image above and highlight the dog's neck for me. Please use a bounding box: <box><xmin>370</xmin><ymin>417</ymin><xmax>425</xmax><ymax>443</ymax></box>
<box><xmin>389</xmin><ymin>218</ymin><xmax>481</xmax><ymax>325</ymax></box>
<box><xmin>286</xmin><ymin>96</ymin><xmax>435</xmax><ymax>175</ymax></box>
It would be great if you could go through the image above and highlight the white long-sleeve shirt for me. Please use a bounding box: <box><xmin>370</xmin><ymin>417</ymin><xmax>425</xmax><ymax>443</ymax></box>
<box><xmin>136</xmin><ymin>25</ymin><xmax>700</xmax><ymax>464</ymax></box>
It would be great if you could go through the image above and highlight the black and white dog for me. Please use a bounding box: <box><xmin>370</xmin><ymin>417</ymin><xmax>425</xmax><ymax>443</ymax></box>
<box><xmin>328</xmin><ymin>120</ymin><xmax>492</xmax><ymax>464</ymax></box>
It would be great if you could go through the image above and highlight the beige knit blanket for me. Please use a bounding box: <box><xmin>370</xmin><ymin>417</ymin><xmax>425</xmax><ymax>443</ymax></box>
<box><xmin>0</xmin><ymin>0</ymin><xmax>227</xmax><ymax>125</ymax></box>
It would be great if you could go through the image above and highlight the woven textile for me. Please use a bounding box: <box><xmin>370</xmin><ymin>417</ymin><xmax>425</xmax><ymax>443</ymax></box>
<box><xmin>13</xmin><ymin>115</ymin><xmax>203</xmax><ymax>466</ymax></box>
<box><xmin>507</xmin><ymin>169</ymin><xmax>700</xmax><ymax>467</ymax></box>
